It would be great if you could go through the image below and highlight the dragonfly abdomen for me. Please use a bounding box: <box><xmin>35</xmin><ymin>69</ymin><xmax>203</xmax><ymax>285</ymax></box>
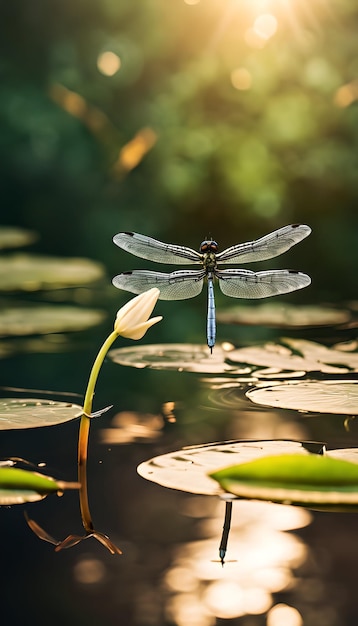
<box><xmin>207</xmin><ymin>274</ymin><xmax>216</xmax><ymax>352</ymax></box>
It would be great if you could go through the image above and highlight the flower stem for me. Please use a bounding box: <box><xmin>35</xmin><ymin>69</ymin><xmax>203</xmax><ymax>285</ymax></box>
<box><xmin>78</xmin><ymin>330</ymin><xmax>118</xmax><ymax>532</ymax></box>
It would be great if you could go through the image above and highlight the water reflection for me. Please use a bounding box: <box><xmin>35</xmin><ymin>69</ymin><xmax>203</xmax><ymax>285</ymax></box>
<box><xmin>73</xmin><ymin>555</ymin><xmax>107</xmax><ymax>584</ymax></box>
<box><xmin>267</xmin><ymin>604</ymin><xmax>303</xmax><ymax>626</ymax></box>
<box><xmin>101</xmin><ymin>410</ymin><xmax>165</xmax><ymax>444</ymax></box>
<box><xmin>163</xmin><ymin>499</ymin><xmax>310</xmax><ymax>624</ymax></box>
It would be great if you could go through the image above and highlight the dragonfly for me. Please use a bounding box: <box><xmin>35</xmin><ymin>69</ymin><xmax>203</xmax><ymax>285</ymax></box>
<box><xmin>112</xmin><ymin>224</ymin><xmax>311</xmax><ymax>351</ymax></box>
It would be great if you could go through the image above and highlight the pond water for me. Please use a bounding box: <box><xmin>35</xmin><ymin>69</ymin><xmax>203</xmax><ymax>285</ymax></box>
<box><xmin>0</xmin><ymin>244</ymin><xmax>357</xmax><ymax>626</ymax></box>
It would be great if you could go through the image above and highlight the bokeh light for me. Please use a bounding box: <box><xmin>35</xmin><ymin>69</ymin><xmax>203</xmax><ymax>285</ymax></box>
<box><xmin>73</xmin><ymin>557</ymin><xmax>107</xmax><ymax>584</ymax></box>
<box><xmin>231</xmin><ymin>67</ymin><xmax>252</xmax><ymax>90</ymax></box>
<box><xmin>267</xmin><ymin>603</ymin><xmax>303</xmax><ymax>626</ymax></box>
<box><xmin>97</xmin><ymin>51</ymin><xmax>121</xmax><ymax>76</ymax></box>
<box><xmin>253</xmin><ymin>13</ymin><xmax>278</xmax><ymax>40</ymax></box>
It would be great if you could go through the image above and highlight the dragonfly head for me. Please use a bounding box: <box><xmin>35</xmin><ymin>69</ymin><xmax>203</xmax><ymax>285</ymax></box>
<box><xmin>200</xmin><ymin>240</ymin><xmax>218</xmax><ymax>254</ymax></box>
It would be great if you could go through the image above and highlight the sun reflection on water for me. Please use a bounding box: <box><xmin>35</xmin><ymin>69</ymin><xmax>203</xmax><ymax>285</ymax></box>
<box><xmin>162</xmin><ymin>499</ymin><xmax>310</xmax><ymax>623</ymax></box>
<box><xmin>267</xmin><ymin>603</ymin><xmax>303</xmax><ymax>626</ymax></box>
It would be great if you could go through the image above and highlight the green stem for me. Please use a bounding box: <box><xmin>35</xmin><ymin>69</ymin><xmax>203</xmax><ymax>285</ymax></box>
<box><xmin>78</xmin><ymin>330</ymin><xmax>118</xmax><ymax>533</ymax></box>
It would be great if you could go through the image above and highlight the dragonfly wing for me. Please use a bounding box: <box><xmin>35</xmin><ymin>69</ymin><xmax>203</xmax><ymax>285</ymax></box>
<box><xmin>112</xmin><ymin>270</ymin><xmax>205</xmax><ymax>300</ymax></box>
<box><xmin>113</xmin><ymin>232</ymin><xmax>202</xmax><ymax>264</ymax></box>
<box><xmin>216</xmin><ymin>224</ymin><xmax>311</xmax><ymax>264</ymax></box>
<box><xmin>217</xmin><ymin>269</ymin><xmax>311</xmax><ymax>299</ymax></box>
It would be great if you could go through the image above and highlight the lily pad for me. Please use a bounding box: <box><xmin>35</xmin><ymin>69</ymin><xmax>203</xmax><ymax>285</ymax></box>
<box><xmin>326</xmin><ymin>448</ymin><xmax>358</xmax><ymax>464</ymax></box>
<box><xmin>229</xmin><ymin>338</ymin><xmax>358</xmax><ymax>375</ymax></box>
<box><xmin>0</xmin><ymin>227</ymin><xmax>38</xmax><ymax>250</ymax></box>
<box><xmin>0</xmin><ymin>399</ymin><xmax>83</xmax><ymax>430</ymax></box>
<box><xmin>246</xmin><ymin>380</ymin><xmax>358</xmax><ymax>415</ymax></box>
<box><xmin>209</xmin><ymin>454</ymin><xmax>358</xmax><ymax>507</ymax></box>
<box><xmin>0</xmin><ymin>467</ymin><xmax>79</xmax><ymax>505</ymax></box>
<box><xmin>217</xmin><ymin>303</ymin><xmax>351</xmax><ymax>328</ymax></box>
<box><xmin>0</xmin><ymin>305</ymin><xmax>106</xmax><ymax>336</ymax></box>
<box><xmin>137</xmin><ymin>440</ymin><xmax>325</xmax><ymax>496</ymax></box>
<box><xmin>0</xmin><ymin>254</ymin><xmax>105</xmax><ymax>291</ymax></box>
<box><xmin>108</xmin><ymin>343</ymin><xmax>244</xmax><ymax>373</ymax></box>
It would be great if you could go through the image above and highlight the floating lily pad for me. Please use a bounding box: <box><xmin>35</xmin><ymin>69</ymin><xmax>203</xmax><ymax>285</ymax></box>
<box><xmin>217</xmin><ymin>303</ymin><xmax>351</xmax><ymax>328</ymax></box>
<box><xmin>0</xmin><ymin>399</ymin><xmax>83</xmax><ymax>430</ymax></box>
<box><xmin>0</xmin><ymin>305</ymin><xmax>106</xmax><ymax>336</ymax></box>
<box><xmin>246</xmin><ymin>380</ymin><xmax>358</xmax><ymax>415</ymax></box>
<box><xmin>209</xmin><ymin>454</ymin><xmax>358</xmax><ymax>507</ymax></box>
<box><xmin>0</xmin><ymin>335</ymin><xmax>74</xmax><ymax>359</ymax></box>
<box><xmin>0</xmin><ymin>226</ymin><xmax>38</xmax><ymax>250</ymax></box>
<box><xmin>0</xmin><ymin>254</ymin><xmax>105</xmax><ymax>291</ymax></box>
<box><xmin>0</xmin><ymin>467</ymin><xmax>79</xmax><ymax>505</ymax></box>
<box><xmin>137</xmin><ymin>440</ymin><xmax>325</xmax><ymax>496</ymax></box>
<box><xmin>229</xmin><ymin>338</ymin><xmax>358</xmax><ymax>375</ymax></box>
<box><xmin>108</xmin><ymin>343</ymin><xmax>243</xmax><ymax>373</ymax></box>
<box><xmin>327</xmin><ymin>448</ymin><xmax>358</xmax><ymax>463</ymax></box>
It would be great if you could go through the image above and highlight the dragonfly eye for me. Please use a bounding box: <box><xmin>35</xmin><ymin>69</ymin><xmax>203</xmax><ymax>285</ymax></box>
<box><xmin>200</xmin><ymin>240</ymin><xmax>218</xmax><ymax>253</ymax></box>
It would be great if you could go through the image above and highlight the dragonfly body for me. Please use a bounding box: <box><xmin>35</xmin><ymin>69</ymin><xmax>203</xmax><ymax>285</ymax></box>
<box><xmin>112</xmin><ymin>225</ymin><xmax>311</xmax><ymax>351</ymax></box>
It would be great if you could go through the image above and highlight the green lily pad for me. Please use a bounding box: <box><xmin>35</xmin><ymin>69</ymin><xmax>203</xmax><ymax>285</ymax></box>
<box><xmin>0</xmin><ymin>467</ymin><xmax>79</xmax><ymax>505</ymax></box>
<box><xmin>0</xmin><ymin>305</ymin><xmax>106</xmax><ymax>336</ymax></box>
<box><xmin>0</xmin><ymin>399</ymin><xmax>83</xmax><ymax>430</ymax></box>
<box><xmin>246</xmin><ymin>380</ymin><xmax>358</xmax><ymax>415</ymax></box>
<box><xmin>0</xmin><ymin>226</ymin><xmax>38</xmax><ymax>250</ymax></box>
<box><xmin>209</xmin><ymin>454</ymin><xmax>358</xmax><ymax>507</ymax></box>
<box><xmin>0</xmin><ymin>254</ymin><xmax>105</xmax><ymax>291</ymax></box>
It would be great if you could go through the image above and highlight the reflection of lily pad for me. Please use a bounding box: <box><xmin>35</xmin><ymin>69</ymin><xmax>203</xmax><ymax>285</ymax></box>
<box><xmin>109</xmin><ymin>344</ymin><xmax>244</xmax><ymax>373</ymax></box>
<box><xmin>0</xmin><ymin>336</ymin><xmax>74</xmax><ymax>359</ymax></box>
<box><xmin>246</xmin><ymin>380</ymin><xmax>358</xmax><ymax>415</ymax></box>
<box><xmin>0</xmin><ymin>399</ymin><xmax>83</xmax><ymax>430</ymax></box>
<box><xmin>0</xmin><ymin>254</ymin><xmax>105</xmax><ymax>291</ymax></box>
<box><xmin>0</xmin><ymin>227</ymin><xmax>38</xmax><ymax>250</ymax></box>
<box><xmin>137</xmin><ymin>440</ymin><xmax>325</xmax><ymax>496</ymax></box>
<box><xmin>0</xmin><ymin>467</ymin><xmax>79</xmax><ymax>505</ymax></box>
<box><xmin>217</xmin><ymin>303</ymin><xmax>351</xmax><ymax>328</ymax></box>
<box><xmin>0</xmin><ymin>305</ymin><xmax>106</xmax><ymax>336</ymax></box>
<box><xmin>210</xmin><ymin>454</ymin><xmax>358</xmax><ymax>507</ymax></box>
<box><xmin>229</xmin><ymin>338</ymin><xmax>358</xmax><ymax>374</ymax></box>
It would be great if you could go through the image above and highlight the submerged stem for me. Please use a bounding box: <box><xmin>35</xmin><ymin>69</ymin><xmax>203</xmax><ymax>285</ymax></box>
<box><xmin>78</xmin><ymin>330</ymin><xmax>118</xmax><ymax>533</ymax></box>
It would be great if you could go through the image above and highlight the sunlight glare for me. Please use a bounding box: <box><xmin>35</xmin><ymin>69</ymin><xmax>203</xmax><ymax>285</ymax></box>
<box><xmin>231</xmin><ymin>67</ymin><xmax>252</xmax><ymax>91</ymax></box>
<box><xmin>167</xmin><ymin>593</ymin><xmax>214</xmax><ymax>626</ymax></box>
<box><xmin>97</xmin><ymin>51</ymin><xmax>121</xmax><ymax>76</ymax></box>
<box><xmin>244</xmin><ymin>28</ymin><xmax>267</xmax><ymax>49</ymax></box>
<box><xmin>243</xmin><ymin>587</ymin><xmax>272</xmax><ymax>614</ymax></box>
<box><xmin>164</xmin><ymin>566</ymin><xmax>199</xmax><ymax>593</ymax></box>
<box><xmin>204</xmin><ymin>581</ymin><xmax>245</xmax><ymax>618</ymax></box>
<box><xmin>267</xmin><ymin>604</ymin><xmax>303</xmax><ymax>626</ymax></box>
<box><xmin>251</xmin><ymin>567</ymin><xmax>293</xmax><ymax>593</ymax></box>
<box><xmin>184</xmin><ymin>0</ymin><xmax>201</xmax><ymax>4</ymax></box>
<box><xmin>253</xmin><ymin>13</ymin><xmax>278</xmax><ymax>40</ymax></box>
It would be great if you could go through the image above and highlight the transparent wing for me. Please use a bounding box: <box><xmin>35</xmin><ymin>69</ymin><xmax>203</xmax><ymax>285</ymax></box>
<box><xmin>112</xmin><ymin>269</ymin><xmax>205</xmax><ymax>300</ymax></box>
<box><xmin>216</xmin><ymin>269</ymin><xmax>311</xmax><ymax>299</ymax></box>
<box><xmin>216</xmin><ymin>224</ymin><xmax>311</xmax><ymax>264</ymax></box>
<box><xmin>113</xmin><ymin>232</ymin><xmax>202</xmax><ymax>264</ymax></box>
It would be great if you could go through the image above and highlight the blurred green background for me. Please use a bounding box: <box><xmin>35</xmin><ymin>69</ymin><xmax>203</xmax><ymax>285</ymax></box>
<box><xmin>1</xmin><ymin>0</ymin><xmax>357</xmax><ymax>304</ymax></box>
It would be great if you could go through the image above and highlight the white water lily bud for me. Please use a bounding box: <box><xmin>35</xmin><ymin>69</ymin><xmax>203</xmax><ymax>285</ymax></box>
<box><xmin>114</xmin><ymin>288</ymin><xmax>162</xmax><ymax>340</ymax></box>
